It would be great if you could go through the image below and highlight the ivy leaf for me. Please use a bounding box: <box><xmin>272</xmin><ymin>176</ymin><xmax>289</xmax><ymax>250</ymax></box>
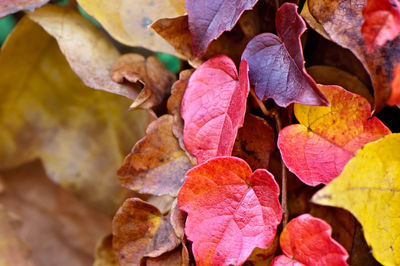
<box><xmin>312</xmin><ymin>134</ymin><xmax>400</xmax><ymax>265</ymax></box>
<box><xmin>28</xmin><ymin>5</ymin><xmax>139</xmax><ymax>100</ymax></box>
<box><xmin>241</xmin><ymin>3</ymin><xmax>328</xmax><ymax>107</ymax></box>
<box><xmin>0</xmin><ymin>0</ymin><xmax>48</xmax><ymax>18</ymax></box>
<box><xmin>112</xmin><ymin>198</ymin><xmax>181</xmax><ymax>266</ymax></box>
<box><xmin>0</xmin><ymin>16</ymin><xmax>152</xmax><ymax>213</ymax></box>
<box><xmin>362</xmin><ymin>0</ymin><xmax>400</xmax><ymax>53</ymax></box>
<box><xmin>185</xmin><ymin>0</ymin><xmax>258</xmax><ymax>57</ymax></box>
<box><xmin>77</xmin><ymin>0</ymin><xmax>185</xmax><ymax>55</ymax></box>
<box><xmin>278</xmin><ymin>85</ymin><xmax>390</xmax><ymax>186</ymax></box>
<box><xmin>178</xmin><ymin>156</ymin><xmax>282</xmax><ymax>266</ymax></box>
<box><xmin>181</xmin><ymin>55</ymin><xmax>249</xmax><ymax>164</ymax></box>
<box><xmin>118</xmin><ymin>115</ymin><xmax>193</xmax><ymax>197</ymax></box>
<box><xmin>110</xmin><ymin>53</ymin><xmax>176</xmax><ymax>109</ymax></box>
<box><xmin>307</xmin><ymin>0</ymin><xmax>400</xmax><ymax>109</ymax></box>
<box><xmin>271</xmin><ymin>214</ymin><xmax>349</xmax><ymax>266</ymax></box>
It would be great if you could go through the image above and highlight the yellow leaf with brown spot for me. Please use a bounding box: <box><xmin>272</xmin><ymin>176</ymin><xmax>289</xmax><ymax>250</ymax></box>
<box><xmin>312</xmin><ymin>133</ymin><xmax>400</xmax><ymax>266</ymax></box>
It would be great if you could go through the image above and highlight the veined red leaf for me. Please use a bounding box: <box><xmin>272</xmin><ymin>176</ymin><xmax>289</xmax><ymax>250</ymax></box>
<box><xmin>362</xmin><ymin>0</ymin><xmax>400</xmax><ymax>53</ymax></box>
<box><xmin>186</xmin><ymin>0</ymin><xmax>258</xmax><ymax>57</ymax></box>
<box><xmin>181</xmin><ymin>55</ymin><xmax>249</xmax><ymax>164</ymax></box>
<box><xmin>241</xmin><ymin>3</ymin><xmax>328</xmax><ymax>107</ymax></box>
<box><xmin>271</xmin><ymin>214</ymin><xmax>348</xmax><ymax>266</ymax></box>
<box><xmin>178</xmin><ymin>156</ymin><xmax>282</xmax><ymax>266</ymax></box>
<box><xmin>278</xmin><ymin>85</ymin><xmax>390</xmax><ymax>186</ymax></box>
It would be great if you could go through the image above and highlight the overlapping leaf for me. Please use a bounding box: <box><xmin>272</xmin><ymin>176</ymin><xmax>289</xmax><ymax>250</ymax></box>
<box><xmin>77</xmin><ymin>0</ymin><xmax>184</xmax><ymax>55</ymax></box>
<box><xmin>0</xmin><ymin>0</ymin><xmax>48</xmax><ymax>18</ymax></box>
<box><xmin>0</xmin><ymin>17</ymin><xmax>152</xmax><ymax>213</ymax></box>
<box><xmin>181</xmin><ymin>55</ymin><xmax>249</xmax><ymax>164</ymax></box>
<box><xmin>271</xmin><ymin>214</ymin><xmax>349</xmax><ymax>266</ymax></box>
<box><xmin>118</xmin><ymin>115</ymin><xmax>192</xmax><ymax>196</ymax></box>
<box><xmin>278</xmin><ymin>85</ymin><xmax>390</xmax><ymax>186</ymax></box>
<box><xmin>307</xmin><ymin>0</ymin><xmax>400</xmax><ymax>109</ymax></box>
<box><xmin>28</xmin><ymin>5</ymin><xmax>139</xmax><ymax>100</ymax></box>
<box><xmin>178</xmin><ymin>157</ymin><xmax>282</xmax><ymax>265</ymax></box>
<box><xmin>362</xmin><ymin>0</ymin><xmax>400</xmax><ymax>53</ymax></box>
<box><xmin>112</xmin><ymin>198</ymin><xmax>181</xmax><ymax>266</ymax></box>
<box><xmin>241</xmin><ymin>3</ymin><xmax>328</xmax><ymax>107</ymax></box>
<box><xmin>185</xmin><ymin>0</ymin><xmax>258</xmax><ymax>57</ymax></box>
<box><xmin>110</xmin><ymin>53</ymin><xmax>176</xmax><ymax>109</ymax></box>
<box><xmin>312</xmin><ymin>134</ymin><xmax>400</xmax><ymax>265</ymax></box>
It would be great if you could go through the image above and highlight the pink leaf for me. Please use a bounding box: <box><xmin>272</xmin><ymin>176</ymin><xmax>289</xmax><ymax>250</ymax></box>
<box><xmin>186</xmin><ymin>0</ymin><xmax>258</xmax><ymax>57</ymax></box>
<box><xmin>181</xmin><ymin>55</ymin><xmax>249</xmax><ymax>164</ymax></box>
<box><xmin>241</xmin><ymin>3</ymin><xmax>328</xmax><ymax>107</ymax></box>
<box><xmin>178</xmin><ymin>156</ymin><xmax>282</xmax><ymax>266</ymax></box>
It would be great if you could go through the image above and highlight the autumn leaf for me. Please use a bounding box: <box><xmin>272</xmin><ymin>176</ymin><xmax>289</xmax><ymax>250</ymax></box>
<box><xmin>181</xmin><ymin>55</ymin><xmax>249</xmax><ymax>164</ymax></box>
<box><xmin>0</xmin><ymin>0</ymin><xmax>48</xmax><ymax>18</ymax></box>
<box><xmin>94</xmin><ymin>235</ymin><xmax>118</xmax><ymax>266</ymax></box>
<box><xmin>232</xmin><ymin>113</ymin><xmax>276</xmax><ymax>170</ymax></box>
<box><xmin>0</xmin><ymin>161</ymin><xmax>111</xmax><ymax>266</ymax></box>
<box><xmin>241</xmin><ymin>3</ymin><xmax>328</xmax><ymax>107</ymax></box>
<box><xmin>28</xmin><ymin>4</ymin><xmax>139</xmax><ymax>100</ymax></box>
<box><xmin>278</xmin><ymin>84</ymin><xmax>390</xmax><ymax>186</ymax></box>
<box><xmin>178</xmin><ymin>156</ymin><xmax>282</xmax><ymax>266</ymax></box>
<box><xmin>0</xmin><ymin>16</ymin><xmax>152</xmax><ymax>213</ymax></box>
<box><xmin>362</xmin><ymin>0</ymin><xmax>400</xmax><ymax>53</ymax></box>
<box><xmin>112</xmin><ymin>198</ymin><xmax>181</xmax><ymax>266</ymax></box>
<box><xmin>118</xmin><ymin>115</ymin><xmax>193</xmax><ymax>196</ymax></box>
<box><xmin>185</xmin><ymin>0</ymin><xmax>258</xmax><ymax>57</ymax></box>
<box><xmin>77</xmin><ymin>0</ymin><xmax>185</xmax><ymax>55</ymax></box>
<box><xmin>271</xmin><ymin>214</ymin><xmax>349</xmax><ymax>266</ymax></box>
<box><xmin>143</xmin><ymin>245</ymin><xmax>189</xmax><ymax>266</ymax></box>
<box><xmin>110</xmin><ymin>53</ymin><xmax>176</xmax><ymax>109</ymax></box>
<box><xmin>312</xmin><ymin>133</ymin><xmax>400</xmax><ymax>265</ymax></box>
<box><xmin>391</xmin><ymin>64</ymin><xmax>400</xmax><ymax>105</ymax></box>
<box><xmin>307</xmin><ymin>0</ymin><xmax>400</xmax><ymax>109</ymax></box>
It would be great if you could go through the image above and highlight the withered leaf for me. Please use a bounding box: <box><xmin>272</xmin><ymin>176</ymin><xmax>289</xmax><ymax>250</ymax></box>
<box><xmin>94</xmin><ymin>235</ymin><xmax>118</xmax><ymax>266</ymax></box>
<box><xmin>112</xmin><ymin>198</ymin><xmax>181</xmax><ymax>266</ymax></box>
<box><xmin>118</xmin><ymin>115</ymin><xmax>193</xmax><ymax>197</ymax></box>
<box><xmin>0</xmin><ymin>0</ymin><xmax>48</xmax><ymax>18</ymax></box>
<box><xmin>111</xmin><ymin>53</ymin><xmax>177</xmax><ymax>109</ymax></box>
<box><xmin>143</xmin><ymin>245</ymin><xmax>189</xmax><ymax>266</ymax></box>
<box><xmin>28</xmin><ymin>4</ymin><xmax>139</xmax><ymax>100</ymax></box>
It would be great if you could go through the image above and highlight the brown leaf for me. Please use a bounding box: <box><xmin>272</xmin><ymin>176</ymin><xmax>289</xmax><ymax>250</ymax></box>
<box><xmin>111</xmin><ymin>53</ymin><xmax>176</xmax><ymax>109</ymax></box>
<box><xmin>112</xmin><ymin>198</ymin><xmax>181</xmax><ymax>266</ymax></box>
<box><xmin>0</xmin><ymin>0</ymin><xmax>48</xmax><ymax>17</ymax></box>
<box><xmin>0</xmin><ymin>206</ymin><xmax>33</xmax><ymax>266</ymax></box>
<box><xmin>94</xmin><ymin>235</ymin><xmax>119</xmax><ymax>266</ymax></box>
<box><xmin>169</xmin><ymin>199</ymin><xmax>186</xmax><ymax>240</ymax></box>
<box><xmin>77</xmin><ymin>0</ymin><xmax>185</xmax><ymax>55</ymax></box>
<box><xmin>152</xmin><ymin>15</ymin><xmax>248</xmax><ymax>67</ymax></box>
<box><xmin>28</xmin><ymin>4</ymin><xmax>138</xmax><ymax>100</ymax></box>
<box><xmin>143</xmin><ymin>245</ymin><xmax>189</xmax><ymax>266</ymax></box>
<box><xmin>232</xmin><ymin>114</ymin><xmax>275</xmax><ymax>171</ymax></box>
<box><xmin>307</xmin><ymin>0</ymin><xmax>400</xmax><ymax>110</ymax></box>
<box><xmin>307</xmin><ymin>65</ymin><xmax>373</xmax><ymax>104</ymax></box>
<box><xmin>0</xmin><ymin>161</ymin><xmax>111</xmax><ymax>266</ymax></box>
<box><xmin>167</xmin><ymin>69</ymin><xmax>197</xmax><ymax>164</ymax></box>
<box><xmin>118</xmin><ymin>115</ymin><xmax>192</xmax><ymax>196</ymax></box>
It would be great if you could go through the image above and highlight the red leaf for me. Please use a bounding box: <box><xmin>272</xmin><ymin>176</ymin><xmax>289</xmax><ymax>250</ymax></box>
<box><xmin>271</xmin><ymin>214</ymin><xmax>349</xmax><ymax>266</ymax></box>
<box><xmin>390</xmin><ymin>63</ymin><xmax>400</xmax><ymax>105</ymax></box>
<box><xmin>178</xmin><ymin>156</ymin><xmax>282</xmax><ymax>266</ymax></box>
<box><xmin>277</xmin><ymin>85</ymin><xmax>390</xmax><ymax>186</ymax></box>
<box><xmin>362</xmin><ymin>0</ymin><xmax>400</xmax><ymax>53</ymax></box>
<box><xmin>181</xmin><ymin>55</ymin><xmax>249</xmax><ymax>164</ymax></box>
<box><xmin>241</xmin><ymin>3</ymin><xmax>328</xmax><ymax>107</ymax></box>
<box><xmin>186</xmin><ymin>0</ymin><xmax>258</xmax><ymax>57</ymax></box>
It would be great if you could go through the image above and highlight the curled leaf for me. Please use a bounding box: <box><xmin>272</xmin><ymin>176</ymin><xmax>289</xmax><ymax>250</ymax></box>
<box><xmin>312</xmin><ymin>133</ymin><xmax>400</xmax><ymax>265</ymax></box>
<box><xmin>278</xmin><ymin>84</ymin><xmax>390</xmax><ymax>186</ymax></box>
<box><xmin>241</xmin><ymin>3</ymin><xmax>328</xmax><ymax>107</ymax></box>
<box><xmin>118</xmin><ymin>115</ymin><xmax>192</xmax><ymax>196</ymax></box>
<box><xmin>181</xmin><ymin>55</ymin><xmax>249</xmax><ymax>164</ymax></box>
<box><xmin>110</xmin><ymin>53</ymin><xmax>176</xmax><ymax>109</ymax></box>
<box><xmin>178</xmin><ymin>156</ymin><xmax>282</xmax><ymax>266</ymax></box>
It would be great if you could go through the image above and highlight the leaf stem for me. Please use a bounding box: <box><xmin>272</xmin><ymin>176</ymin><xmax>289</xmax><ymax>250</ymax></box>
<box><xmin>250</xmin><ymin>87</ymin><xmax>288</xmax><ymax>227</ymax></box>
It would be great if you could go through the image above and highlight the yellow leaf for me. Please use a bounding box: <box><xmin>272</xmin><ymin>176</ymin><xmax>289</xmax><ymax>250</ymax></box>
<box><xmin>0</xmin><ymin>17</ymin><xmax>152</xmax><ymax>214</ymax></box>
<box><xmin>28</xmin><ymin>4</ymin><xmax>138</xmax><ymax>100</ymax></box>
<box><xmin>312</xmin><ymin>133</ymin><xmax>400</xmax><ymax>265</ymax></box>
<box><xmin>77</xmin><ymin>0</ymin><xmax>185</xmax><ymax>56</ymax></box>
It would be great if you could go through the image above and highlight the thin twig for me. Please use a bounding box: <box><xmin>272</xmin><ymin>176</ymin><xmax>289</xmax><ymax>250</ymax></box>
<box><xmin>250</xmin><ymin>87</ymin><xmax>289</xmax><ymax>227</ymax></box>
